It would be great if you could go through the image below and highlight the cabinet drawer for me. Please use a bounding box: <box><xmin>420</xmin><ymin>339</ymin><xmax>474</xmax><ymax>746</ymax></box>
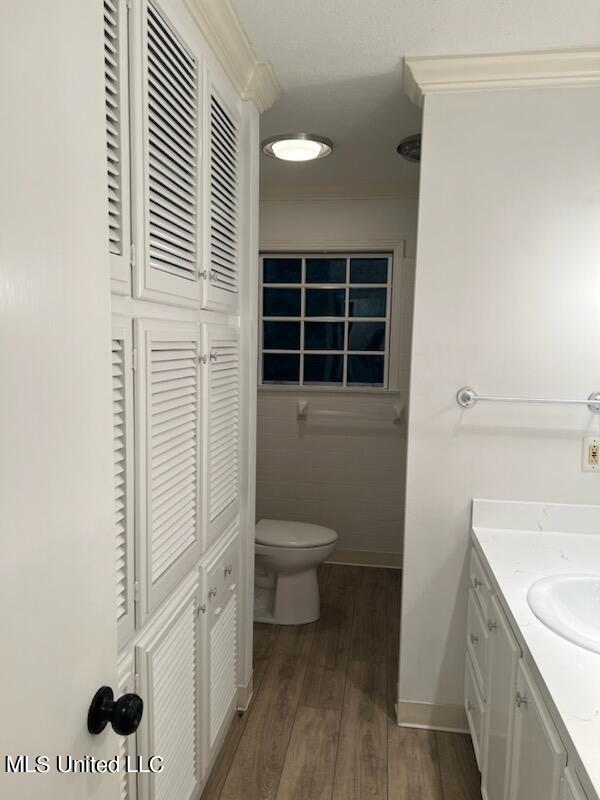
<box><xmin>465</xmin><ymin>651</ymin><xmax>485</xmax><ymax>770</ymax></box>
<box><xmin>470</xmin><ymin>547</ymin><xmax>491</xmax><ymax>620</ymax></box>
<box><xmin>204</xmin><ymin>516</ymin><xmax>239</xmax><ymax>630</ymax></box>
<box><xmin>467</xmin><ymin>588</ymin><xmax>489</xmax><ymax>696</ymax></box>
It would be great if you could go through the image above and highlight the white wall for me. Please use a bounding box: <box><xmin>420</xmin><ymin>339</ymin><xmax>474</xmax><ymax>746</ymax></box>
<box><xmin>399</xmin><ymin>86</ymin><xmax>600</xmax><ymax>719</ymax></box>
<box><xmin>257</xmin><ymin>197</ymin><xmax>418</xmax><ymax>560</ymax></box>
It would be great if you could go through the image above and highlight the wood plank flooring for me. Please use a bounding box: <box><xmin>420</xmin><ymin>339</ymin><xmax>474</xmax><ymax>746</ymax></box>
<box><xmin>201</xmin><ymin>565</ymin><xmax>481</xmax><ymax>800</ymax></box>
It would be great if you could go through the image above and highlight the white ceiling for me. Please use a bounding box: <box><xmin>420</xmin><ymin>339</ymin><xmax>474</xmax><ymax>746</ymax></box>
<box><xmin>230</xmin><ymin>0</ymin><xmax>600</xmax><ymax>196</ymax></box>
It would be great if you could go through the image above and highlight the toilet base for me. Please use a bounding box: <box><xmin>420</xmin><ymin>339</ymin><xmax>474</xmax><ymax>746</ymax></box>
<box><xmin>255</xmin><ymin>567</ymin><xmax>320</xmax><ymax>625</ymax></box>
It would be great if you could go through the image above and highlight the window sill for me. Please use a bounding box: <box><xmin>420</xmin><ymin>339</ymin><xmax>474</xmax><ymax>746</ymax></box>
<box><xmin>258</xmin><ymin>384</ymin><xmax>402</xmax><ymax>397</ymax></box>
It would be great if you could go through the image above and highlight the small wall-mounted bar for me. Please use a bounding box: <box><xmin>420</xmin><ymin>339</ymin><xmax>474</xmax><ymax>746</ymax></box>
<box><xmin>456</xmin><ymin>386</ymin><xmax>600</xmax><ymax>414</ymax></box>
<box><xmin>297</xmin><ymin>400</ymin><xmax>404</xmax><ymax>424</ymax></box>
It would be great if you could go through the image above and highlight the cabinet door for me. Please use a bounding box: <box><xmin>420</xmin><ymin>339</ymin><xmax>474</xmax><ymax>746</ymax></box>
<box><xmin>135</xmin><ymin>319</ymin><xmax>202</xmax><ymax>619</ymax></box>
<box><xmin>131</xmin><ymin>0</ymin><xmax>202</xmax><ymax>306</ymax></box>
<box><xmin>201</xmin><ymin>520</ymin><xmax>239</xmax><ymax>770</ymax></box>
<box><xmin>105</xmin><ymin>0</ymin><xmax>131</xmax><ymax>295</ymax></box>
<box><xmin>204</xmin><ymin>76</ymin><xmax>241</xmax><ymax>312</ymax></box>
<box><xmin>482</xmin><ymin>595</ymin><xmax>520</xmax><ymax>800</ymax></box>
<box><xmin>509</xmin><ymin>661</ymin><xmax>566</xmax><ymax>800</ymax></box>
<box><xmin>560</xmin><ymin>768</ymin><xmax>588</xmax><ymax>800</ymax></box>
<box><xmin>112</xmin><ymin>318</ymin><xmax>136</xmax><ymax>646</ymax></box>
<box><xmin>118</xmin><ymin>653</ymin><xmax>138</xmax><ymax>800</ymax></box>
<box><xmin>204</xmin><ymin>323</ymin><xmax>240</xmax><ymax>548</ymax></box>
<box><xmin>136</xmin><ymin>573</ymin><xmax>202</xmax><ymax>800</ymax></box>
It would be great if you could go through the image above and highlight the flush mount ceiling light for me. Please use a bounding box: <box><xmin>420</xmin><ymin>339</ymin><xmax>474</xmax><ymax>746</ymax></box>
<box><xmin>262</xmin><ymin>134</ymin><xmax>333</xmax><ymax>162</ymax></box>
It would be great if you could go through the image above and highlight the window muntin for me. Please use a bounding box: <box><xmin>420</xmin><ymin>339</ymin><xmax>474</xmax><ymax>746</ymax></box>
<box><xmin>259</xmin><ymin>253</ymin><xmax>393</xmax><ymax>389</ymax></box>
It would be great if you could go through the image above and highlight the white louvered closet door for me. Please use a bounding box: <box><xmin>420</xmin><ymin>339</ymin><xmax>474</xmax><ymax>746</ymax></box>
<box><xmin>204</xmin><ymin>324</ymin><xmax>240</xmax><ymax>549</ymax></box>
<box><xmin>134</xmin><ymin>0</ymin><xmax>202</xmax><ymax>306</ymax></box>
<box><xmin>112</xmin><ymin>318</ymin><xmax>136</xmax><ymax>645</ymax></box>
<box><xmin>201</xmin><ymin>518</ymin><xmax>239</xmax><ymax>771</ymax></box>
<box><xmin>136</xmin><ymin>573</ymin><xmax>202</xmax><ymax>800</ymax></box>
<box><xmin>118</xmin><ymin>654</ymin><xmax>138</xmax><ymax>800</ymax></box>
<box><xmin>105</xmin><ymin>0</ymin><xmax>131</xmax><ymax>295</ymax></box>
<box><xmin>204</xmin><ymin>79</ymin><xmax>241</xmax><ymax>312</ymax></box>
<box><xmin>135</xmin><ymin>319</ymin><xmax>202</xmax><ymax>619</ymax></box>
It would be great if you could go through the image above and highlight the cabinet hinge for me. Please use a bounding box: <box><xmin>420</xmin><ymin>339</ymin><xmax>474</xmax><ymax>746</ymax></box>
<box><xmin>197</xmin><ymin>269</ymin><xmax>207</xmax><ymax>280</ymax></box>
<box><xmin>198</xmin><ymin>353</ymin><xmax>208</xmax><ymax>365</ymax></box>
<box><xmin>132</xmin><ymin>349</ymin><xmax>138</xmax><ymax>372</ymax></box>
<box><xmin>134</xmin><ymin>672</ymin><xmax>140</xmax><ymax>692</ymax></box>
<box><xmin>134</xmin><ymin>580</ymin><xmax>140</xmax><ymax>603</ymax></box>
<box><xmin>129</xmin><ymin>243</ymin><xmax>135</xmax><ymax>269</ymax></box>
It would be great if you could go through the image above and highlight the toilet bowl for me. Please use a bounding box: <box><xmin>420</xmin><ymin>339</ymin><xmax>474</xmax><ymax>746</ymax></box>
<box><xmin>254</xmin><ymin>519</ymin><xmax>338</xmax><ymax>625</ymax></box>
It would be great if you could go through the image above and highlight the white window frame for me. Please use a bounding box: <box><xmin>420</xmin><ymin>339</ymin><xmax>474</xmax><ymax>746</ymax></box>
<box><xmin>258</xmin><ymin>243</ymin><xmax>404</xmax><ymax>393</ymax></box>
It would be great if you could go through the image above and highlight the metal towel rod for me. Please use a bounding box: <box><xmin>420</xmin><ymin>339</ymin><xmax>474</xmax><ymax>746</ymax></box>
<box><xmin>297</xmin><ymin>400</ymin><xmax>404</xmax><ymax>424</ymax></box>
<box><xmin>457</xmin><ymin>386</ymin><xmax>600</xmax><ymax>414</ymax></box>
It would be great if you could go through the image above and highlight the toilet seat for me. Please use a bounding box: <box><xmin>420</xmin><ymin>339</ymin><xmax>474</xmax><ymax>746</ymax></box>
<box><xmin>256</xmin><ymin>519</ymin><xmax>337</xmax><ymax>549</ymax></box>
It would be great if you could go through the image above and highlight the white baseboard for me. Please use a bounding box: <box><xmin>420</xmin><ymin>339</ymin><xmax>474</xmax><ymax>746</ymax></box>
<box><xmin>396</xmin><ymin>700</ymin><xmax>468</xmax><ymax>734</ymax></box>
<box><xmin>236</xmin><ymin>673</ymin><xmax>254</xmax><ymax>712</ymax></box>
<box><xmin>327</xmin><ymin>548</ymin><xmax>402</xmax><ymax>569</ymax></box>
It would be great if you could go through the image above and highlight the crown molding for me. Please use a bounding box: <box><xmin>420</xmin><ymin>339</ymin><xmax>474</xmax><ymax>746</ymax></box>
<box><xmin>260</xmin><ymin>180</ymin><xmax>420</xmax><ymax>201</ymax></box>
<box><xmin>184</xmin><ymin>0</ymin><xmax>281</xmax><ymax>112</ymax></box>
<box><xmin>404</xmin><ymin>48</ymin><xmax>600</xmax><ymax>107</ymax></box>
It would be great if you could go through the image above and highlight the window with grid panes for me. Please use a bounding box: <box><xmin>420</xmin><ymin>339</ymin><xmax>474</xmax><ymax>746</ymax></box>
<box><xmin>259</xmin><ymin>254</ymin><xmax>393</xmax><ymax>389</ymax></box>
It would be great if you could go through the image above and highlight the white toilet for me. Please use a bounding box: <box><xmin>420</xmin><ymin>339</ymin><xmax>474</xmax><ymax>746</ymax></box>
<box><xmin>254</xmin><ymin>519</ymin><xmax>338</xmax><ymax>625</ymax></box>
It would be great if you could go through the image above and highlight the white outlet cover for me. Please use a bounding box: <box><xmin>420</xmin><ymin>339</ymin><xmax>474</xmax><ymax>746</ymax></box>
<box><xmin>582</xmin><ymin>437</ymin><xmax>600</xmax><ymax>472</ymax></box>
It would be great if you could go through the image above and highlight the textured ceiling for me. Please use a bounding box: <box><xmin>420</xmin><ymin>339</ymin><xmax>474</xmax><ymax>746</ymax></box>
<box><xmin>230</xmin><ymin>0</ymin><xmax>600</xmax><ymax>195</ymax></box>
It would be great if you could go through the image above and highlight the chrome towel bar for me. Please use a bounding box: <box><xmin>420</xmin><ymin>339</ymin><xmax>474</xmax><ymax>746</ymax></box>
<box><xmin>457</xmin><ymin>386</ymin><xmax>600</xmax><ymax>414</ymax></box>
<box><xmin>297</xmin><ymin>400</ymin><xmax>404</xmax><ymax>424</ymax></box>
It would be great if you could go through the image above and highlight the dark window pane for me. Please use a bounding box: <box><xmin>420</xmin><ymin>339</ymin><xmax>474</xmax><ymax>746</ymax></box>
<box><xmin>305</xmin><ymin>288</ymin><xmax>345</xmax><ymax>317</ymax></box>
<box><xmin>303</xmin><ymin>354</ymin><xmax>343</xmax><ymax>384</ymax></box>
<box><xmin>347</xmin><ymin>355</ymin><xmax>385</xmax><ymax>385</ymax></box>
<box><xmin>263</xmin><ymin>321</ymin><xmax>300</xmax><ymax>350</ymax></box>
<box><xmin>348</xmin><ymin>322</ymin><xmax>385</xmax><ymax>351</ymax></box>
<box><xmin>348</xmin><ymin>288</ymin><xmax>387</xmax><ymax>317</ymax></box>
<box><xmin>263</xmin><ymin>354</ymin><xmax>300</xmax><ymax>383</ymax></box>
<box><xmin>306</xmin><ymin>258</ymin><xmax>346</xmax><ymax>283</ymax></box>
<box><xmin>263</xmin><ymin>258</ymin><xmax>302</xmax><ymax>283</ymax></box>
<box><xmin>350</xmin><ymin>258</ymin><xmax>388</xmax><ymax>283</ymax></box>
<box><xmin>304</xmin><ymin>322</ymin><xmax>344</xmax><ymax>350</ymax></box>
<box><xmin>263</xmin><ymin>287</ymin><xmax>301</xmax><ymax>316</ymax></box>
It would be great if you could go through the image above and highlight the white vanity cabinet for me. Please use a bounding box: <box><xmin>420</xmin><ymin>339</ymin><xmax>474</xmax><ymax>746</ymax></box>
<box><xmin>509</xmin><ymin>660</ymin><xmax>566</xmax><ymax>800</ymax></box>
<box><xmin>481</xmin><ymin>594</ymin><xmax>520</xmax><ymax>800</ymax></box>
<box><xmin>466</xmin><ymin>544</ymin><xmax>591</xmax><ymax>800</ymax></box>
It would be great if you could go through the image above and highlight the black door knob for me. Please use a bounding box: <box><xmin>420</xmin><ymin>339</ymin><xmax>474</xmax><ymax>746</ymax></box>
<box><xmin>88</xmin><ymin>686</ymin><xmax>143</xmax><ymax>736</ymax></box>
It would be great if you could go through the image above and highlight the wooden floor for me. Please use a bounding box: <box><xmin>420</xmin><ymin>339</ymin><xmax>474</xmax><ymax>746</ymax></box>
<box><xmin>201</xmin><ymin>564</ymin><xmax>481</xmax><ymax>800</ymax></box>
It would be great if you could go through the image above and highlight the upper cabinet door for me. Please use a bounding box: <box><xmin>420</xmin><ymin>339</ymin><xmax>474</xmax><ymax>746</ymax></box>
<box><xmin>204</xmin><ymin>323</ymin><xmax>240</xmax><ymax>548</ymax></box>
<box><xmin>135</xmin><ymin>319</ymin><xmax>202</xmax><ymax>619</ymax></box>
<box><xmin>112</xmin><ymin>317</ymin><xmax>136</xmax><ymax>647</ymax></box>
<box><xmin>105</xmin><ymin>0</ymin><xmax>131</xmax><ymax>295</ymax></box>
<box><xmin>132</xmin><ymin>0</ymin><xmax>202</xmax><ymax>306</ymax></box>
<box><xmin>204</xmin><ymin>76</ymin><xmax>241</xmax><ymax>312</ymax></box>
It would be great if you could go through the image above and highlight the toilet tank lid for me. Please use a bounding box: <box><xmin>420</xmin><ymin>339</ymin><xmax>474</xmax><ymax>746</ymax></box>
<box><xmin>256</xmin><ymin>519</ymin><xmax>338</xmax><ymax>548</ymax></box>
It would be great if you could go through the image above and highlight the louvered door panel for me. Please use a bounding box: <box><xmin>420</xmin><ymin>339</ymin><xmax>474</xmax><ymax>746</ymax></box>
<box><xmin>205</xmin><ymin>82</ymin><xmax>241</xmax><ymax>311</ymax></box>
<box><xmin>209</xmin><ymin>594</ymin><xmax>237</xmax><ymax>745</ymax></box>
<box><xmin>118</xmin><ymin>654</ymin><xmax>137</xmax><ymax>800</ymax></box>
<box><xmin>136</xmin><ymin>574</ymin><xmax>202</xmax><ymax>800</ymax></box>
<box><xmin>105</xmin><ymin>0</ymin><xmax>131</xmax><ymax>294</ymax></box>
<box><xmin>205</xmin><ymin>324</ymin><xmax>239</xmax><ymax>547</ymax></box>
<box><xmin>136</xmin><ymin>320</ymin><xmax>202</xmax><ymax>619</ymax></box>
<box><xmin>201</xmin><ymin>521</ymin><xmax>239</xmax><ymax>771</ymax></box>
<box><xmin>112</xmin><ymin>318</ymin><xmax>135</xmax><ymax>645</ymax></box>
<box><xmin>135</xmin><ymin>0</ymin><xmax>201</xmax><ymax>305</ymax></box>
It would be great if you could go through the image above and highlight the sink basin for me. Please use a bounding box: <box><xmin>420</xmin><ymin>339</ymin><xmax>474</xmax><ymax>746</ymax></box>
<box><xmin>527</xmin><ymin>574</ymin><xmax>600</xmax><ymax>655</ymax></box>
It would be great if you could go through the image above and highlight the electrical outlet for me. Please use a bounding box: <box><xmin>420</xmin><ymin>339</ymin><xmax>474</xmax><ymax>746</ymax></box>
<box><xmin>582</xmin><ymin>437</ymin><xmax>600</xmax><ymax>472</ymax></box>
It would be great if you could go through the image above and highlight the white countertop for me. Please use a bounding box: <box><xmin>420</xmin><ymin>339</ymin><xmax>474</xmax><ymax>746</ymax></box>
<box><xmin>471</xmin><ymin>499</ymin><xmax>600</xmax><ymax>800</ymax></box>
